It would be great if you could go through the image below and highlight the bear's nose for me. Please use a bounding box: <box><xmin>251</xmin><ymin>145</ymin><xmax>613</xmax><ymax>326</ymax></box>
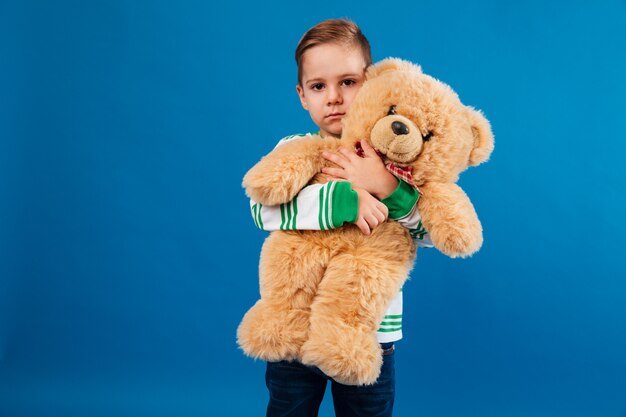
<box><xmin>391</xmin><ymin>121</ymin><xmax>409</xmax><ymax>136</ymax></box>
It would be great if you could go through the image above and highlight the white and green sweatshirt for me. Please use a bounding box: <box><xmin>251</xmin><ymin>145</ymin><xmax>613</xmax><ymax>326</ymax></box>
<box><xmin>249</xmin><ymin>133</ymin><xmax>433</xmax><ymax>343</ymax></box>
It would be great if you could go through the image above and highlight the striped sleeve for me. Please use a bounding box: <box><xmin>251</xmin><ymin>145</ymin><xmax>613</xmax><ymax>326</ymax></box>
<box><xmin>249</xmin><ymin>181</ymin><xmax>358</xmax><ymax>231</ymax></box>
<box><xmin>382</xmin><ymin>179</ymin><xmax>433</xmax><ymax>248</ymax></box>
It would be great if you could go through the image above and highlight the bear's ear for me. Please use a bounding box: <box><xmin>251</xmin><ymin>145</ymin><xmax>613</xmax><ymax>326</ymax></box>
<box><xmin>365</xmin><ymin>58</ymin><xmax>422</xmax><ymax>80</ymax></box>
<box><xmin>466</xmin><ymin>107</ymin><xmax>494</xmax><ymax>166</ymax></box>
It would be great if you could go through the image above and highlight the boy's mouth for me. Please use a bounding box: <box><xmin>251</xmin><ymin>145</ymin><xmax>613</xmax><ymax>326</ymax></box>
<box><xmin>326</xmin><ymin>112</ymin><xmax>345</xmax><ymax>119</ymax></box>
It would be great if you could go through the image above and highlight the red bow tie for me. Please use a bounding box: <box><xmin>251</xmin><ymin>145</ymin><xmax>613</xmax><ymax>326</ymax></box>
<box><xmin>385</xmin><ymin>162</ymin><xmax>417</xmax><ymax>189</ymax></box>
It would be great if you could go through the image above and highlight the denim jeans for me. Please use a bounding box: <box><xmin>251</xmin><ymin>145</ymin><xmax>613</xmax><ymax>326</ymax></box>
<box><xmin>265</xmin><ymin>343</ymin><xmax>395</xmax><ymax>417</ymax></box>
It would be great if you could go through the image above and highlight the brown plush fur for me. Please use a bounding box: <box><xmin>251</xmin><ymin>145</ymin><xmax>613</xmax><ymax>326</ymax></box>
<box><xmin>237</xmin><ymin>58</ymin><xmax>494</xmax><ymax>385</ymax></box>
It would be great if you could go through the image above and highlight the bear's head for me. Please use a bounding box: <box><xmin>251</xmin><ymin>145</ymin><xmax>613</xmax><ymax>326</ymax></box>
<box><xmin>340</xmin><ymin>58</ymin><xmax>494</xmax><ymax>186</ymax></box>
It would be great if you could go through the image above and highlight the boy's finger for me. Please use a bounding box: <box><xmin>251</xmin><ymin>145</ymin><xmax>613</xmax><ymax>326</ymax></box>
<box><xmin>377</xmin><ymin>202</ymin><xmax>389</xmax><ymax>218</ymax></box>
<box><xmin>321</xmin><ymin>150</ymin><xmax>349</xmax><ymax>166</ymax></box>
<box><xmin>364</xmin><ymin>214</ymin><xmax>379</xmax><ymax>230</ymax></box>
<box><xmin>321</xmin><ymin>167</ymin><xmax>346</xmax><ymax>179</ymax></box>
<box><xmin>374</xmin><ymin>207</ymin><xmax>387</xmax><ymax>223</ymax></box>
<box><xmin>355</xmin><ymin>217</ymin><xmax>371</xmax><ymax>235</ymax></box>
<box><xmin>338</xmin><ymin>147</ymin><xmax>358</xmax><ymax>161</ymax></box>
<box><xmin>360</xmin><ymin>139</ymin><xmax>378</xmax><ymax>157</ymax></box>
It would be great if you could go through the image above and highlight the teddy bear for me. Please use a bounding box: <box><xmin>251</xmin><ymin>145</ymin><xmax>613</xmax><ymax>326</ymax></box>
<box><xmin>237</xmin><ymin>58</ymin><xmax>494</xmax><ymax>385</ymax></box>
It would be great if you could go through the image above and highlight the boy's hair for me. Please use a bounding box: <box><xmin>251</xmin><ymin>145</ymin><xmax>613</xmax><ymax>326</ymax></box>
<box><xmin>295</xmin><ymin>18</ymin><xmax>372</xmax><ymax>85</ymax></box>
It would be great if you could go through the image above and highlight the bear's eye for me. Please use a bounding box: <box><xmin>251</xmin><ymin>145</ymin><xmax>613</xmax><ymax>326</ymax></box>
<box><xmin>387</xmin><ymin>105</ymin><xmax>397</xmax><ymax>115</ymax></box>
<box><xmin>422</xmin><ymin>131</ymin><xmax>433</xmax><ymax>142</ymax></box>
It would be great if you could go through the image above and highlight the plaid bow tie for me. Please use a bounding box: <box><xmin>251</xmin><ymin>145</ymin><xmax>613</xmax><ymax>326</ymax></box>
<box><xmin>355</xmin><ymin>141</ymin><xmax>418</xmax><ymax>190</ymax></box>
<box><xmin>385</xmin><ymin>162</ymin><xmax>417</xmax><ymax>189</ymax></box>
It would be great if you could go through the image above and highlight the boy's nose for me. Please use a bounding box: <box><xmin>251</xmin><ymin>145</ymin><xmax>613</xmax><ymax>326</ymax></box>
<box><xmin>327</xmin><ymin>87</ymin><xmax>342</xmax><ymax>103</ymax></box>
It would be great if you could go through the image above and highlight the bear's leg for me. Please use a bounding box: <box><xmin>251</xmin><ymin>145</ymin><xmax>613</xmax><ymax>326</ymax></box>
<box><xmin>237</xmin><ymin>232</ymin><xmax>329</xmax><ymax>362</ymax></box>
<box><xmin>237</xmin><ymin>299</ymin><xmax>311</xmax><ymax>362</ymax></box>
<box><xmin>300</xmin><ymin>225</ymin><xmax>415</xmax><ymax>385</ymax></box>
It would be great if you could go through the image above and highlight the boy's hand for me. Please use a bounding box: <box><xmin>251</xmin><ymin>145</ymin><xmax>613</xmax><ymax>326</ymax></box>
<box><xmin>321</xmin><ymin>140</ymin><xmax>398</xmax><ymax>200</ymax></box>
<box><xmin>353</xmin><ymin>186</ymin><xmax>388</xmax><ymax>235</ymax></box>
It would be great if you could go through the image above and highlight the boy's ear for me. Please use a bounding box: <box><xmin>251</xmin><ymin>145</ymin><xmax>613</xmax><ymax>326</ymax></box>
<box><xmin>296</xmin><ymin>84</ymin><xmax>308</xmax><ymax>110</ymax></box>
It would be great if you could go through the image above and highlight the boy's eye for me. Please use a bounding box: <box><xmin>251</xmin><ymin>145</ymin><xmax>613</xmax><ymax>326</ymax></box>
<box><xmin>311</xmin><ymin>83</ymin><xmax>325</xmax><ymax>91</ymax></box>
<box><xmin>342</xmin><ymin>79</ymin><xmax>356</xmax><ymax>86</ymax></box>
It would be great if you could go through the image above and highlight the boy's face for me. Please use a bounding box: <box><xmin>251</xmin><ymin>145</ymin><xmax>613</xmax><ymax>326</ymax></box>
<box><xmin>296</xmin><ymin>43</ymin><xmax>367</xmax><ymax>138</ymax></box>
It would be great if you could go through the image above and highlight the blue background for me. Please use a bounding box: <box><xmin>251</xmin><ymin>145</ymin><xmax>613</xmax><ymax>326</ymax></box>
<box><xmin>1</xmin><ymin>1</ymin><xmax>625</xmax><ymax>416</ymax></box>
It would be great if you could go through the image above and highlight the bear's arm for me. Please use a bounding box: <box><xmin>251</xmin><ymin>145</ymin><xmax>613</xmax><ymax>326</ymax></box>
<box><xmin>417</xmin><ymin>182</ymin><xmax>483</xmax><ymax>258</ymax></box>
<box><xmin>242</xmin><ymin>136</ymin><xmax>330</xmax><ymax>206</ymax></box>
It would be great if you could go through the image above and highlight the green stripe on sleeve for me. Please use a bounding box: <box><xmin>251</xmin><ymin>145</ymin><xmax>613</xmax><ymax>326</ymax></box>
<box><xmin>279</xmin><ymin>203</ymin><xmax>286</xmax><ymax>230</ymax></box>
<box><xmin>251</xmin><ymin>204</ymin><xmax>258</xmax><ymax>228</ymax></box>
<box><xmin>324</xmin><ymin>183</ymin><xmax>332</xmax><ymax>229</ymax></box>
<box><xmin>318</xmin><ymin>186</ymin><xmax>326</xmax><ymax>230</ymax></box>
<box><xmin>286</xmin><ymin>201</ymin><xmax>292</xmax><ymax>229</ymax></box>
<box><xmin>410</xmin><ymin>220</ymin><xmax>428</xmax><ymax>240</ymax></box>
<box><xmin>291</xmin><ymin>196</ymin><xmax>298</xmax><ymax>229</ymax></box>
<box><xmin>287</xmin><ymin>201</ymin><xmax>293</xmax><ymax>229</ymax></box>
<box><xmin>377</xmin><ymin>327</ymin><xmax>402</xmax><ymax>332</ymax></box>
<box><xmin>257</xmin><ymin>203</ymin><xmax>264</xmax><ymax>229</ymax></box>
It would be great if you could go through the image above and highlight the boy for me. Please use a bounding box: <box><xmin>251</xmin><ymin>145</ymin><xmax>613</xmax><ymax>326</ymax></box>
<box><xmin>248</xmin><ymin>19</ymin><xmax>431</xmax><ymax>417</ymax></box>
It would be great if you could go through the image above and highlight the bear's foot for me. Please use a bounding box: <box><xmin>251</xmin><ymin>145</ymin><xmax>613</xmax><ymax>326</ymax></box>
<box><xmin>237</xmin><ymin>300</ymin><xmax>309</xmax><ymax>362</ymax></box>
<box><xmin>300</xmin><ymin>328</ymin><xmax>382</xmax><ymax>386</ymax></box>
